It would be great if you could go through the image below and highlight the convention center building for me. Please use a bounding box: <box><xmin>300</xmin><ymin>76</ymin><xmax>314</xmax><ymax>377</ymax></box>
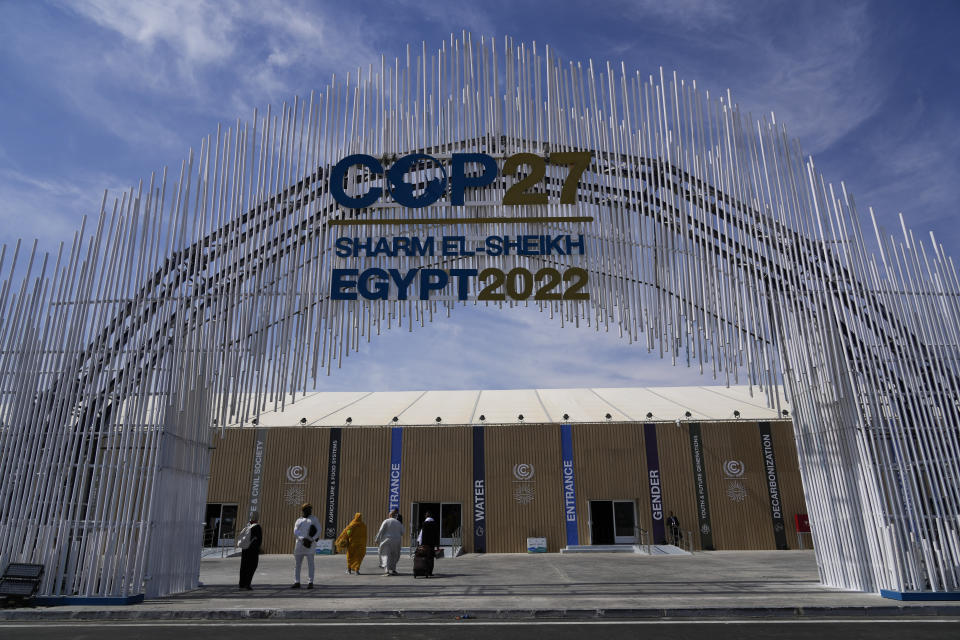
<box><xmin>205</xmin><ymin>386</ymin><xmax>806</xmax><ymax>555</ymax></box>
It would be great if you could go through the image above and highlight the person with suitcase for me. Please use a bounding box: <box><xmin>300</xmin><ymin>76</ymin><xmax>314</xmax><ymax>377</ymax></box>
<box><xmin>414</xmin><ymin>511</ymin><xmax>440</xmax><ymax>578</ymax></box>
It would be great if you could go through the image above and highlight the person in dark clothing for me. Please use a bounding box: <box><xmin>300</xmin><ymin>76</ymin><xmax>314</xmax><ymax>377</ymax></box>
<box><xmin>666</xmin><ymin>511</ymin><xmax>682</xmax><ymax>547</ymax></box>
<box><xmin>238</xmin><ymin>511</ymin><xmax>263</xmax><ymax>590</ymax></box>
<box><xmin>416</xmin><ymin>511</ymin><xmax>441</xmax><ymax>577</ymax></box>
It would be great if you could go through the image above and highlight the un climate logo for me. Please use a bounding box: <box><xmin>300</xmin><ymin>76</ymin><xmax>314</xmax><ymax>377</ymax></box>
<box><xmin>513</xmin><ymin>463</ymin><xmax>535</xmax><ymax>481</ymax></box>
<box><xmin>286</xmin><ymin>465</ymin><xmax>307</xmax><ymax>482</ymax></box>
<box><xmin>723</xmin><ymin>459</ymin><xmax>744</xmax><ymax>478</ymax></box>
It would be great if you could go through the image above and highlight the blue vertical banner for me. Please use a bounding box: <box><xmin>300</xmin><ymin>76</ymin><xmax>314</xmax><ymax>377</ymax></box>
<box><xmin>472</xmin><ymin>425</ymin><xmax>487</xmax><ymax>553</ymax></box>
<box><xmin>644</xmin><ymin>423</ymin><xmax>666</xmax><ymax>544</ymax></box>
<box><xmin>560</xmin><ymin>423</ymin><xmax>579</xmax><ymax>546</ymax></box>
<box><xmin>388</xmin><ymin>426</ymin><xmax>403</xmax><ymax>512</ymax></box>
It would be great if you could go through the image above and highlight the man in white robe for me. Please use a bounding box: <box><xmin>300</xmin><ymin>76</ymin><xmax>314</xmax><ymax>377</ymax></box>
<box><xmin>292</xmin><ymin>503</ymin><xmax>322</xmax><ymax>588</ymax></box>
<box><xmin>374</xmin><ymin>508</ymin><xmax>404</xmax><ymax>576</ymax></box>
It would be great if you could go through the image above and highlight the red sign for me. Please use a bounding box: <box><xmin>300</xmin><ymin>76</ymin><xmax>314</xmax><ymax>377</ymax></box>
<box><xmin>795</xmin><ymin>513</ymin><xmax>810</xmax><ymax>532</ymax></box>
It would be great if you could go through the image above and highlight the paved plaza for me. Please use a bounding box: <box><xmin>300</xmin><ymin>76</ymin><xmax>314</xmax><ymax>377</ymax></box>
<box><xmin>2</xmin><ymin>550</ymin><xmax>959</xmax><ymax>620</ymax></box>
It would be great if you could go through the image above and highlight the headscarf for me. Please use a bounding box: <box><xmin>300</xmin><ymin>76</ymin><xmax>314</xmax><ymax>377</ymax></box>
<box><xmin>336</xmin><ymin>513</ymin><xmax>366</xmax><ymax>550</ymax></box>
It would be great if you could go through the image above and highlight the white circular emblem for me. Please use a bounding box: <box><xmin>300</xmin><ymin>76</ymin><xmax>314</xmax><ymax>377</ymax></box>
<box><xmin>513</xmin><ymin>484</ymin><xmax>536</xmax><ymax>504</ymax></box>
<box><xmin>723</xmin><ymin>459</ymin><xmax>744</xmax><ymax>477</ymax></box>
<box><xmin>513</xmin><ymin>463</ymin><xmax>535</xmax><ymax>481</ymax></box>
<box><xmin>286</xmin><ymin>465</ymin><xmax>307</xmax><ymax>482</ymax></box>
<box><xmin>726</xmin><ymin>481</ymin><xmax>747</xmax><ymax>502</ymax></box>
<box><xmin>283</xmin><ymin>485</ymin><xmax>306</xmax><ymax>506</ymax></box>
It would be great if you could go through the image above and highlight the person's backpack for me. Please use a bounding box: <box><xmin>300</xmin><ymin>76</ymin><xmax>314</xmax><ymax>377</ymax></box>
<box><xmin>236</xmin><ymin>524</ymin><xmax>253</xmax><ymax>550</ymax></box>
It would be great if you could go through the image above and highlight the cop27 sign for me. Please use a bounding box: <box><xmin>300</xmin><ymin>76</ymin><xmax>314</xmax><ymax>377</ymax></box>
<box><xmin>329</xmin><ymin>152</ymin><xmax>594</xmax><ymax>302</ymax></box>
<box><xmin>330</xmin><ymin>152</ymin><xmax>593</xmax><ymax>209</ymax></box>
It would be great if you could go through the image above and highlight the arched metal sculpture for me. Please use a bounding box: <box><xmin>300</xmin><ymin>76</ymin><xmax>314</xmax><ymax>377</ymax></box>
<box><xmin>0</xmin><ymin>34</ymin><xmax>957</xmax><ymax>598</ymax></box>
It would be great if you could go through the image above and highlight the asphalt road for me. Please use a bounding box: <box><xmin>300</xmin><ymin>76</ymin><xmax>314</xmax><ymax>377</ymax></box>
<box><xmin>1</xmin><ymin>620</ymin><xmax>958</xmax><ymax>640</ymax></box>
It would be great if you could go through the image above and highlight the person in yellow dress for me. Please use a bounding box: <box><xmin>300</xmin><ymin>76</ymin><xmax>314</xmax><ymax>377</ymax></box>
<box><xmin>336</xmin><ymin>512</ymin><xmax>367</xmax><ymax>574</ymax></box>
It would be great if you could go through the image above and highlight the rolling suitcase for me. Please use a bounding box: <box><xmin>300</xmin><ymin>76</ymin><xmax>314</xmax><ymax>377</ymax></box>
<box><xmin>413</xmin><ymin>545</ymin><xmax>434</xmax><ymax>578</ymax></box>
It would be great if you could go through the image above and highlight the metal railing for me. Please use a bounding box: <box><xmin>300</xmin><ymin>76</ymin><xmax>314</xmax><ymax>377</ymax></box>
<box><xmin>407</xmin><ymin>527</ymin><xmax>462</xmax><ymax>557</ymax></box>
<box><xmin>666</xmin><ymin>527</ymin><xmax>696</xmax><ymax>552</ymax></box>
<box><xmin>451</xmin><ymin>527</ymin><xmax>463</xmax><ymax>557</ymax></box>
<box><xmin>200</xmin><ymin>526</ymin><xmax>236</xmax><ymax>558</ymax></box>
<box><xmin>635</xmin><ymin>526</ymin><xmax>651</xmax><ymax>555</ymax></box>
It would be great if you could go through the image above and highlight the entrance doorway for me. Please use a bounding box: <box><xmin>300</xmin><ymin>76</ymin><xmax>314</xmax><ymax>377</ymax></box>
<box><xmin>203</xmin><ymin>503</ymin><xmax>238</xmax><ymax>547</ymax></box>
<box><xmin>589</xmin><ymin>500</ymin><xmax>636</xmax><ymax>545</ymax></box>
<box><xmin>411</xmin><ymin>502</ymin><xmax>462</xmax><ymax>545</ymax></box>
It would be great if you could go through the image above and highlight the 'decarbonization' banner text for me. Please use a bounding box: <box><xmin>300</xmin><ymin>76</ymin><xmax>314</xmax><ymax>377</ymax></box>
<box><xmin>758</xmin><ymin>422</ymin><xmax>789</xmax><ymax>549</ymax></box>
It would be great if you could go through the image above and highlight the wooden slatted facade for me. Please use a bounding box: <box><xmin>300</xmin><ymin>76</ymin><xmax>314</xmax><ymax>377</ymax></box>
<box><xmin>654</xmin><ymin>423</ymin><xmax>700</xmax><ymax>547</ymax></box>
<box><xmin>399</xmin><ymin>426</ymin><xmax>474</xmax><ymax>549</ymax></box>
<box><xmin>207</xmin><ymin>420</ymin><xmax>809</xmax><ymax>554</ymax></box>
<box><xmin>571</xmin><ymin>423</ymin><xmax>650</xmax><ymax>544</ymax></box>
<box><xmin>336</xmin><ymin>428</ymin><xmax>390</xmax><ymax>548</ymax></box>
<box><xmin>485</xmin><ymin>424</ymin><xmax>566</xmax><ymax>552</ymax></box>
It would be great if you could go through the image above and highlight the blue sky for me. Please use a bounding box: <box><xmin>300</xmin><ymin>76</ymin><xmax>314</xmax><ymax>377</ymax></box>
<box><xmin>1</xmin><ymin>0</ymin><xmax>958</xmax><ymax>392</ymax></box>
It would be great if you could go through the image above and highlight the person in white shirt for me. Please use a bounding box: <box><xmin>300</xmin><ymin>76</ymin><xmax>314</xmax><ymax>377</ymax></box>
<box><xmin>374</xmin><ymin>509</ymin><xmax>404</xmax><ymax>576</ymax></box>
<box><xmin>292</xmin><ymin>503</ymin><xmax>322</xmax><ymax>588</ymax></box>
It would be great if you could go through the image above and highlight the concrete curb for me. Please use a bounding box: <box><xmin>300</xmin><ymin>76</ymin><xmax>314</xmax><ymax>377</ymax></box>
<box><xmin>3</xmin><ymin>605</ymin><xmax>960</xmax><ymax>621</ymax></box>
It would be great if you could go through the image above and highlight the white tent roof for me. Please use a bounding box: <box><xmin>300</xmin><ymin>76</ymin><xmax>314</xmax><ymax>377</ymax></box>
<box><xmin>235</xmin><ymin>385</ymin><xmax>791</xmax><ymax>428</ymax></box>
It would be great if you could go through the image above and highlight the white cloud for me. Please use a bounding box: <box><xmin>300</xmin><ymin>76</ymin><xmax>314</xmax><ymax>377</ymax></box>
<box><xmin>67</xmin><ymin>0</ymin><xmax>239</xmax><ymax>68</ymax></box>
<box><xmin>392</xmin><ymin>0</ymin><xmax>497</xmax><ymax>40</ymax></box>
<box><xmin>315</xmin><ymin>304</ymin><xmax>719</xmax><ymax>392</ymax></box>
<box><xmin>65</xmin><ymin>0</ymin><xmax>376</xmax><ymax>110</ymax></box>
<box><xmin>853</xmin><ymin>99</ymin><xmax>960</xmax><ymax>240</ymax></box>
<box><xmin>739</xmin><ymin>3</ymin><xmax>879</xmax><ymax>154</ymax></box>
<box><xmin>611</xmin><ymin>1</ymin><xmax>880</xmax><ymax>155</ymax></box>
<box><xmin>624</xmin><ymin>0</ymin><xmax>740</xmax><ymax>30</ymax></box>
<box><xmin>33</xmin><ymin>1</ymin><xmax>381</xmax><ymax>147</ymax></box>
<box><xmin>0</xmin><ymin>167</ymin><xmax>126</xmax><ymax>252</ymax></box>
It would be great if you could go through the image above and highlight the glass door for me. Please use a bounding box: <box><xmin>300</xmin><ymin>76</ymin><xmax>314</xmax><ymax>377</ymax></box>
<box><xmin>218</xmin><ymin>504</ymin><xmax>238</xmax><ymax>547</ymax></box>
<box><xmin>589</xmin><ymin>500</ymin><xmax>636</xmax><ymax>544</ymax></box>
<box><xmin>613</xmin><ymin>500</ymin><xmax>636</xmax><ymax>544</ymax></box>
<box><xmin>203</xmin><ymin>503</ymin><xmax>239</xmax><ymax>547</ymax></box>
<box><xmin>412</xmin><ymin>501</ymin><xmax>462</xmax><ymax>546</ymax></box>
<box><xmin>439</xmin><ymin>503</ymin><xmax>462</xmax><ymax>546</ymax></box>
<box><xmin>589</xmin><ymin>501</ymin><xmax>615</xmax><ymax>545</ymax></box>
<box><xmin>203</xmin><ymin>504</ymin><xmax>221</xmax><ymax>547</ymax></box>
<box><xmin>412</xmin><ymin>501</ymin><xmax>439</xmax><ymax>542</ymax></box>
